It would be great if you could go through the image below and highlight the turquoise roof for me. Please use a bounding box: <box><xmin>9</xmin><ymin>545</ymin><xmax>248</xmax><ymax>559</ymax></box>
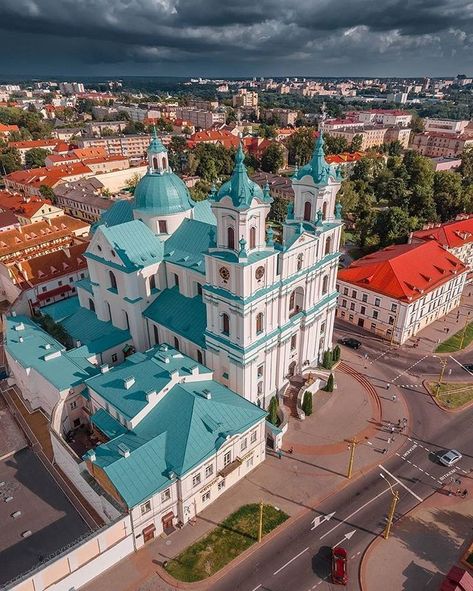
<box><xmin>213</xmin><ymin>144</ymin><xmax>272</xmax><ymax>210</ymax></box>
<box><xmin>164</xmin><ymin>218</ymin><xmax>215</xmax><ymax>274</ymax></box>
<box><xmin>133</xmin><ymin>172</ymin><xmax>195</xmax><ymax>215</ymax></box>
<box><xmin>209</xmin><ymin>248</ymin><xmax>274</xmax><ymax>266</ymax></box>
<box><xmin>148</xmin><ymin>127</ymin><xmax>167</xmax><ymax>154</ymax></box>
<box><xmin>193</xmin><ymin>200</ymin><xmax>217</xmax><ymax>225</ymax></box>
<box><xmin>294</xmin><ymin>132</ymin><xmax>341</xmax><ymax>185</ymax></box>
<box><xmin>42</xmin><ymin>296</ymin><xmax>81</xmax><ymax>323</ymax></box>
<box><xmin>75</xmin><ymin>277</ymin><xmax>94</xmax><ymax>296</ymax></box>
<box><xmin>61</xmin><ymin>307</ymin><xmax>131</xmax><ymax>354</ymax></box>
<box><xmin>4</xmin><ymin>316</ymin><xmax>99</xmax><ymax>391</ymax></box>
<box><xmin>91</xmin><ymin>408</ymin><xmax>128</xmax><ymax>439</ymax></box>
<box><xmin>94</xmin><ymin>220</ymin><xmax>164</xmax><ymax>271</ymax></box>
<box><xmin>91</xmin><ymin>200</ymin><xmax>134</xmax><ymax>234</ymax></box>
<box><xmin>84</xmin><ymin>344</ymin><xmax>266</xmax><ymax>507</ymax></box>
<box><xmin>144</xmin><ymin>287</ymin><xmax>207</xmax><ymax>348</ymax></box>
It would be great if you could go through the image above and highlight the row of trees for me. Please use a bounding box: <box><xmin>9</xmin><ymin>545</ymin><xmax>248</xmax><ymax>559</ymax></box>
<box><xmin>340</xmin><ymin>149</ymin><xmax>473</xmax><ymax>249</ymax></box>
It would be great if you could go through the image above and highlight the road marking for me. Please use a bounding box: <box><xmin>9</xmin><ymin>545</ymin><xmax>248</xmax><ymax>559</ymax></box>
<box><xmin>439</xmin><ymin>468</ymin><xmax>459</xmax><ymax>482</ymax></box>
<box><xmin>320</xmin><ymin>488</ymin><xmax>390</xmax><ymax>540</ymax></box>
<box><xmin>333</xmin><ymin>529</ymin><xmax>356</xmax><ymax>548</ymax></box>
<box><xmin>311</xmin><ymin>511</ymin><xmax>336</xmax><ymax>530</ymax></box>
<box><xmin>273</xmin><ymin>547</ymin><xmax>309</xmax><ymax>576</ymax></box>
<box><xmin>449</xmin><ymin>355</ymin><xmax>473</xmax><ymax>376</ymax></box>
<box><xmin>379</xmin><ymin>465</ymin><xmax>423</xmax><ymax>501</ymax></box>
<box><xmin>391</xmin><ymin>355</ymin><xmax>429</xmax><ymax>383</ymax></box>
<box><xmin>403</xmin><ymin>444</ymin><xmax>418</xmax><ymax>458</ymax></box>
<box><xmin>250</xmin><ymin>586</ymin><xmax>262</xmax><ymax>591</ymax></box>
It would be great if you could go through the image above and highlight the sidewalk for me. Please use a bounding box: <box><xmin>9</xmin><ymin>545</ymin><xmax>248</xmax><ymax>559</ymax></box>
<box><xmin>81</xmin><ymin>364</ymin><xmax>410</xmax><ymax>591</ymax></box>
<box><xmin>361</xmin><ymin>485</ymin><xmax>473</xmax><ymax>591</ymax></box>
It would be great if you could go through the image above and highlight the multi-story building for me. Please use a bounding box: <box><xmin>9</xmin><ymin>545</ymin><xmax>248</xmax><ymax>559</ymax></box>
<box><xmin>261</xmin><ymin>108</ymin><xmax>298</xmax><ymax>127</ymax></box>
<box><xmin>86</xmin><ymin>121</ymin><xmax>129</xmax><ymax>137</ymax></box>
<box><xmin>232</xmin><ymin>89</ymin><xmax>259</xmax><ymax>109</ymax></box>
<box><xmin>411</xmin><ymin>131</ymin><xmax>473</xmax><ymax>157</ymax></box>
<box><xmin>424</xmin><ymin>118</ymin><xmax>470</xmax><ymax>135</ymax></box>
<box><xmin>410</xmin><ymin>216</ymin><xmax>473</xmax><ymax>278</ymax></box>
<box><xmin>355</xmin><ymin>109</ymin><xmax>412</xmax><ymax>127</ymax></box>
<box><xmin>54</xmin><ymin>178</ymin><xmax>115</xmax><ymax>223</ymax></box>
<box><xmin>173</xmin><ymin>108</ymin><xmax>226</xmax><ymax>129</ymax></box>
<box><xmin>337</xmin><ymin>242</ymin><xmax>467</xmax><ymax>344</ymax></box>
<box><xmin>325</xmin><ymin>126</ymin><xmax>389</xmax><ymax>150</ymax></box>
<box><xmin>8</xmin><ymin>139</ymin><xmax>70</xmax><ymax>164</ymax></box>
<box><xmin>0</xmin><ymin>123</ymin><xmax>19</xmax><ymax>138</ymax></box>
<box><xmin>0</xmin><ymin>190</ymin><xmax>63</xmax><ymax>224</ymax></box>
<box><xmin>4</xmin><ymin>163</ymin><xmax>93</xmax><ymax>198</ymax></box>
<box><xmin>77</xmin><ymin>135</ymin><xmax>152</xmax><ymax>162</ymax></box>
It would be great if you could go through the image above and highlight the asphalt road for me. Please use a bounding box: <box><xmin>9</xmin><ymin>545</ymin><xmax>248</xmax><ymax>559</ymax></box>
<box><xmin>207</xmin><ymin>322</ymin><xmax>473</xmax><ymax>591</ymax></box>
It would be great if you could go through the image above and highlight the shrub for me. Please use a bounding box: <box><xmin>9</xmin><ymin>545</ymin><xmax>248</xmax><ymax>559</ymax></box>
<box><xmin>268</xmin><ymin>396</ymin><xmax>279</xmax><ymax>426</ymax></box>
<box><xmin>325</xmin><ymin>373</ymin><xmax>334</xmax><ymax>392</ymax></box>
<box><xmin>302</xmin><ymin>390</ymin><xmax>313</xmax><ymax>416</ymax></box>
<box><xmin>333</xmin><ymin>345</ymin><xmax>341</xmax><ymax>362</ymax></box>
<box><xmin>322</xmin><ymin>350</ymin><xmax>333</xmax><ymax>369</ymax></box>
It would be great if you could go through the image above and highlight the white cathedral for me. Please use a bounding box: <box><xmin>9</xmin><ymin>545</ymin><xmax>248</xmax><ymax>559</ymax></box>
<box><xmin>75</xmin><ymin>130</ymin><xmax>343</xmax><ymax>409</ymax></box>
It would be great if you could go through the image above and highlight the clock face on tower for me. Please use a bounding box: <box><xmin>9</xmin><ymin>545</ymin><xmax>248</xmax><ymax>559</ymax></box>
<box><xmin>255</xmin><ymin>266</ymin><xmax>265</xmax><ymax>280</ymax></box>
<box><xmin>219</xmin><ymin>266</ymin><xmax>230</xmax><ymax>282</ymax></box>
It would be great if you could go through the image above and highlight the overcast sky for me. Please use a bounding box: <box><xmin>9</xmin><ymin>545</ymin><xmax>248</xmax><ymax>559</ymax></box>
<box><xmin>0</xmin><ymin>0</ymin><xmax>472</xmax><ymax>78</ymax></box>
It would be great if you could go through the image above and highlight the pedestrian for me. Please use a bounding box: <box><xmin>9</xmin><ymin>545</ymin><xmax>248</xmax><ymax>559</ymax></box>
<box><xmin>446</xmin><ymin>328</ymin><xmax>450</xmax><ymax>335</ymax></box>
<box><xmin>462</xmin><ymin>489</ymin><xmax>468</xmax><ymax>498</ymax></box>
<box><xmin>386</xmin><ymin>383</ymin><xmax>391</xmax><ymax>390</ymax></box>
<box><xmin>387</xmin><ymin>437</ymin><xmax>392</xmax><ymax>444</ymax></box>
<box><xmin>402</xmin><ymin>417</ymin><xmax>407</xmax><ymax>425</ymax></box>
<box><xmin>397</xmin><ymin>419</ymin><xmax>401</xmax><ymax>427</ymax></box>
<box><xmin>382</xmin><ymin>448</ymin><xmax>387</xmax><ymax>454</ymax></box>
<box><xmin>392</xmin><ymin>394</ymin><xmax>397</xmax><ymax>402</ymax></box>
<box><xmin>390</xmin><ymin>426</ymin><xmax>395</xmax><ymax>434</ymax></box>
<box><xmin>278</xmin><ymin>450</ymin><xmax>282</xmax><ymax>460</ymax></box>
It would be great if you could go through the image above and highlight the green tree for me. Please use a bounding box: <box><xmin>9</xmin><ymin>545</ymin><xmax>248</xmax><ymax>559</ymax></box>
<box><xmin>268</xmin><ymin>396</ymin><xmax>279</xmax><ymax>426</ymax></box>
<box><xmin>302</xmin><ymin>391</ymin><xmax>313</xmax><ymax>416</ymax></box>
<box><xmin>332</xmin><ymin>345</ymin><xmax>341</xmax><ymax>362</ymax></box>
<box><xmin>325</xmin><ymin>373</ymin><xmax>334</xmax><ymax>393</ymax></box>
<box><xmin>269</xmin><ymin>194</ymin><xmax>290</xmax><ymax>223</ymax></box>
<box><xmin>338</xmin><ymin>180</ymin><xmax>359</xmax><ymax>213</ymax></box>
<box><xmin>324</xmin><ymin>134</ymin><xmax>349</xmax><ymax>155</ymax></box>
<box><xmin>375</xmin><ymin>207</ymin><xmax>418</xmax><ymax>247</ymax></box>
<box><xmin>0</xmin><ymin>147</ymin><xmax>22</xmax><ymax>174</ymax></box>
<box><xmin>354</xmin><ymin>191</ymin><xmax>376</xmax><ymax>247</ymax></box>
<box><xmin>124</xmin><ymin>172</ymin><xmax>142</xmax><ymax>194</ymax></box>
<box><xmin>189</xmin><ymin>180</ymin><xmax>211</xmax><ymax>202</ymax></box>
<box><xmin>349</xmin><ymin>134</ymin><xmax>363</xmax><ymax>153</ymax></box>
<box><xmin>168</xmin><ymin>135</ymin><xmax>188</xmax><ymax>173</ymax></box>
<box><xmin>226</xmin><ymin>108</ymin><xmax>237</xmax><ymax>124</ymax></box>
<box><xmin>258</xmin><ymin>124</ymin><xmax>277</xmax><ymax>139</ymax></box>
<box><xmin>261</xmin><ymin>143</ymin><xmax>284</xmax><ymax>173</ymax></box>
<box><xmin>385</xmin><ymin>141</ymin><xmax>403</xmax><ymax>156</ymax></box>
<box><xmin>322</xmin><ymin>350</ymin><xmax>333</xmax><ymax>370</ymax></box>
<box><xmin>459</xmin><ymin>148</ymin><xmax>473</xmax><ymax>185</ymax></box>
<box><xmin>25</xmin><ymin>147</ymin><xmax>48</xmax><ymax>168</ymax></box>
<box><xmin>286</xmin><ymin>128</ymin><xmax>314</xmax><ymax>165</ymax></box>
<box><xmin>433</xmin><ymin>170</ymin><xmax>467</xmax><ymax>221</ymax></box>
<box><xmin>39</xmin><ymin>185</ymin><xmax>56</xmax><ymax>202</ymax></box>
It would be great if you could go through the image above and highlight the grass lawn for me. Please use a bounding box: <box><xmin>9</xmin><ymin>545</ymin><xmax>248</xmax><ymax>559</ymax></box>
<box><xmin>429</xmin><ymin>382</ymin><xmax>473</xmax><ymax>409</ymax></box>
<box><xmin>435</xmin><ymin>322</ymin><xmax>473</xmax><ymax>353</ymax></box>
<box><xmin>164</xmin><ymin>503</ymin><xmax>288</xmax><ymax>582</ymax></box>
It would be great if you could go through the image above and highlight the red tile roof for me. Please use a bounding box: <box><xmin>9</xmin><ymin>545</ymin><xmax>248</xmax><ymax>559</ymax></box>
<box><xmin>0</xmin><ymin>190</ymin><xmax>53</xmax><ymax>218</ymax></box>
<box><xmin>8</xmin><ymin>139</ymin><xmax>62</xmax><ymax>150</ymax></box>
<box><xmin>5</xmin><ymin>163</ymin><xmax>92</xmax><ymax>189</ymax></box>
<box><xmin>411</xmin><ymin>216</ymin><xmax>473</xmax><ymax>248</ymax></box>
<box><xmin>338</xmin><ymin>242</ymin><xmax>466</xmax><ymax>302</ymax></box>
<box><xmin>0</xmin><ymin>123</ymin><xmax>19</xmax><ymax>134</ymax></box>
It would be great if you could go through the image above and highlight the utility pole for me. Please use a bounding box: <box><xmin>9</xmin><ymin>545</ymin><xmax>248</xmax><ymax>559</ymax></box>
<box><xmin>347</xmin><ymin>438</ymin><xmax>357</xmax><ymax>479</ymax></box>
<box><xmin>258</xmin><ymin>500</ymin><xmax>264</xmax><ymax>543</ymax></box>
<box><xmin>390</xmin><ymin>303</ymin><xmax>400</xmax><ymax>346</ymax></box>
<box><xmin>436</xmin><ymin>359</ymin><xmax>448</xmax><ymax>396</ymax></box>
<box><xmin>459</xmin><ymin>316</ymin><xmax>470</xmax><ymax>350</ymax></box>
<box><xmin>384</xmin><ymin>489</ymin><xmax>400</xmax><ymax>540</ymax></box>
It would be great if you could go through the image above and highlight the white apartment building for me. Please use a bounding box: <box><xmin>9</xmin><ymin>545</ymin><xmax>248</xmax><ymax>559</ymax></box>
<box><xmin>355</xmin><ymin>109</ymin><xmax>412</xmax><ymax>127</ymax></box>
<box><xmin>337</xmin><ymin>242</ymin><xmax>467</xmax><ymax>344</ymax></box>
<box><xmin>424</xmin><ymin>118</ymin><xmax>470</xmax><ymax>135</ymax></box>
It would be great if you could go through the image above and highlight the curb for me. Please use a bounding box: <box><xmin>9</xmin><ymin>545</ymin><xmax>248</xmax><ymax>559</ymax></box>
<box><xmin>423</xmin><ymin>380</ymin><xmax>473</xmax><ymax>414</ymax></box>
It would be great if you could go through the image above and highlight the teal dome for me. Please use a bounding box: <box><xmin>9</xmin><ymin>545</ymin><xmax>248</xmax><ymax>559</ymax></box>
<box><xmin>133</xmin><ymin>172</ymin><xmax>195</xmax><ymax>216</ymax></box>
<box><xmin>294</xmin><ymin>132</ymin><xmax>341</xmax><ymax>185</ymax></box>
<box><xmin>213</xmin><ymin>144</ymin><xmax>271</xmax><ymax>210</ymax></box>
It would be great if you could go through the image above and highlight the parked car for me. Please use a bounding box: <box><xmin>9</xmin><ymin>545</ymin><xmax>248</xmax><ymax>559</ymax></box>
<box><xmin>331</xmin><ymin>546</ymin><xmax>348</xmax><ymax>585</ymax></box>
<box><xmin>462</xmin><ymin>363</ymin><xmax>473</xmax><ymax>373</ymax></box>
<box><xmin>438</xmin><ymin>449</ymin><xmax>462</xmax><ymax>467</ymax></box>
<box><xmin>339</xmin><ymin>337</ymin><xmax>361</xmax><ymax>350</ymax></box>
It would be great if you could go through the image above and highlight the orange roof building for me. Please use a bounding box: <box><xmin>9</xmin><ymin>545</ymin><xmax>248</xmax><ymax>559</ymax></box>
<box><xmin>0</xmin><ymin>123</ymin><xmax>19</xmax><ymax>137</ymax></box>
<box><xmin>337</xmin><ymin>242</ymin><xmax>467</xmax><ymax>343</ymax></box>
<box><xmin>4</xmin><ymin>163</ymin><xmax>93</xmax><ymax>197</ymax></box>
<box><xmin>0</xmin><ymin>190</ymin><xmax>63</xmax><ymax>225</ymax></box>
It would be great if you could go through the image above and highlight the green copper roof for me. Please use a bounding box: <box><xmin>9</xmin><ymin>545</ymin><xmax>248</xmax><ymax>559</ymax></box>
<box><xmin>91</xmin><ymin>200</ymin><xmax>134</xmax><ymax>234</ymax></box>
<box><xmin>133</xmin><ymin>172</ymin><xmax>195</xmax><ymax>215</ymax></box>
<box><xmin>144</xmin><ymin>287</ymin><xmax>207</xmax><ymax>348</ymax></box>
<box><xmin>148</xmin><ymin>127</ymin><xmax>167</xmax><ymax>154</ymax></box>
<box><xmin>294</xmin><ymin>132</ymin><xmax>341</xmax><ymax>185</ymax></box>
<box><xmin>97</xmin><ymin>220</ymin><xmax>164</xmax><ymax>270</ymax></box>
<box><xmin>84</xmin><ymin>344</ymin><xmax>266</xmax><ymax>507</ymax></box>
<box><xmin>4</xmin><ymin>315</ymin><xmax>99</xmax><ymax>391</ymax></box>
<box><xmin>213</xmin><ymin>144</ymin><xmax>272</xmax><ymax>210</ymax></box>
<box><xmin>92</xmin><ymin>408</ymin><xmax>128</xmax><ymax>439</ymax></box>
<box><xmin>164</xmin><ymin>218</ymin><xmax>215</xmax><ymax>274</ymax></box>
<box><xmin>193</xmin><ymin>200</ymin><xmax>217</xmax><ymax>225</ymax></box>
<box><xmin>41</xmin><ymin>296</ymin><xmax>81</xmax><ymax>323</ymax></box>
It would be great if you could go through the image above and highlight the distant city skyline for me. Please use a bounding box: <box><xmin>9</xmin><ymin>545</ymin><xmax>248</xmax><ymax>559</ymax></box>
<box><xmin>0</xmin><ymin>0</ymin><xmax>471</xmax><ymax>77</ymax></box>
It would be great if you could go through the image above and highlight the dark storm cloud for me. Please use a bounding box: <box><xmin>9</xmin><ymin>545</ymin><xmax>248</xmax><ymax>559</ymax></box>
<box><xmin>0</xmin><ymin>0</ymin><xmax>471</xmax><ymax>76</ymax></box>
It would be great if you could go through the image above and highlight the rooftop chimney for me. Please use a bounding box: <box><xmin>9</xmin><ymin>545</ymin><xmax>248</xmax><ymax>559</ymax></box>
<box><xmin>123</xmin><ymin>376</ymin><xmax>135</xmax><ymax>390</ymax></box>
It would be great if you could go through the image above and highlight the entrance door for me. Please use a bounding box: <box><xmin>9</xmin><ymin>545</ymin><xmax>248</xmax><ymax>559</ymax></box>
<box><xmin>162</xmin><ymin>511</ymin><xmax>174</xmax><ymax>531</ymax></box>
<box><xmin>358</xmin><ymin>318</ymin><xmax>365</xmax><ymax>328</ymax></box>
<box><xmin>142</xmin><ymin>524</ymin><xmax>156</xmax><ymax>543</ymax></box>
<box><xmin>288</xmin><ymin>361</ymin><xmax>296</xmax><ymax>377</ymax></box>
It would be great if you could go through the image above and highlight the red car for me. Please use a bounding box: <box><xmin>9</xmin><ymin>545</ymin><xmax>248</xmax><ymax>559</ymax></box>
<box><xmin>331</xmin><ymin>546</ymin><xmax>348</xmax><ymax>585</ymax></box>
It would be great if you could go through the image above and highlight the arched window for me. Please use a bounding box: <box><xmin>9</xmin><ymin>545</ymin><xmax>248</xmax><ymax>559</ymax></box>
<box><xmin>256</xmin><ymin>312</ymin><xmax>264</xmax><ymax>334</ymax></box>
<box><xmin>149</xmin><ymin>275</ymin><xmax>156</xmax><ymax>291</ymax></box>
<box><xmin>227</xmin><ymin>226</ymin><xmax>235</xmax><ymax>250</ymax></box>
<box><xmin>304</xmin><ymin>201</ymin><xmax>312</xmax><ymax>221</ymax></box>
<box><xmin>257</xmin><ymin>381</ymin><xmax>263</xmax><ymax>395</ymax></box>
<box><xmin>153</xmin><ymin>156</ymin><xmax>159</xmax><ymax>170</ymax></box>
<box><xmin>322</xmin><ymin>201</ymin><xmax>328</xmax><ymax>220</ymax></box>
<box><xmin>325</xmin><ymin>235</ymin><xmax>332</xmax><ymax>256</ymax></box>
<box><xmin>153</xmin><ymin>325</ymin><xmax>159</xmax><ymax>345</ymax></box>
<box><xmin>197</xmin><ymin>350</ymin><xmax>203</xmax><ymax>364</ymax></box>
<box><xmin>123</xmin><ymin>310</ymin><xmax>130</xmax><ymax>330</ymax></box>
<box><xmin>222</xmin><ymin>313</ymin><xmax>230</xmax><ymax>336</ymax></box>
<box><xmin>105</xmin><ymin>301</ymin><xmax>112</xmax><ymax>321</ymax></box>
<box><xmin>289</xmin><ymin>287</ymin><xmax>304</xmax><ymax>317</ymax></box>
<box><xmin>109</xmin><ymin>271</ymin><xmax>117</xmax><ymax>291</ymax></box>
<box><xmin>289</xmin><ymin>291</ymin><xmax>296</xmax><ymax>310</ymax></box>
<box><xmin>297</xmin><ymin>253</ymin><xmax>303</xmax><ymax>271</ymax></box>
<box><xmin>162</xmin><ymin>157</ymin><xmax>167</xmax><ymax>169</ymax></box>
<box><xmin>174</xmin><ymin>337</ymin><xmax>180</xmax><ymax>351</ymax></box>
<box><xmin>249</xmin><ymin>227</ymin><xmax>256</xmax><ymax>249</ymax></box>
<box><xmin>88</xmin><ymin>298</ymin><xmax>95</xmax><ymax>312</ymax></box>
<box><xmin>322</xmin><ymin>275</ymin><xmax>329</xmax><ymax>295</ymax></box>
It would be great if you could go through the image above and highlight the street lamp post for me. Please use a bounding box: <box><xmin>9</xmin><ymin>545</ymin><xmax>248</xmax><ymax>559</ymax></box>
<box><xmin>436</xmin><ymin>358</ymin><xmax>448</xmax><ymax>396</ymax></box>
<box><xmin>380</xmin><ymin>473</ymin><xmax>400</xmax><ymax>540</ymax></box>
<box><xmin>347</xmin><ymin>438</ymin><xmax>357</xmax><ymax>479</ymax></box>
<box><xmin>258</xmin><ymin>500</ymin><xmax>264</xmax><ymax>543</ymax></box>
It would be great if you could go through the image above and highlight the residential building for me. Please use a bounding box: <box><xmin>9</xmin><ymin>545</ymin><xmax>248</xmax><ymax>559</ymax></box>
<box><xmin>4</xmin><ymin>163</ymin><xmax>93</xmax><ymax>198</ymax></box>
<box><xmin>86</xmin><ymin>121</ymin><xmax>129</xmax><ymax>137</ymax></box>
<box><xmin>78</xmin><ymin>135</ymin><xmax>151</xmax><ymax>162</ymax></box>
<box><xmin>355</xmin><ymin>109</ymin><xmax>412</xmax><ymax>127</ymax></box>
<box><xmin>386</xmin><ymin>92</ymin><xmax>408</xmax><ymax>104</ymax></box>
<box><xmin>411</xmin><ymin>131</ymin><xmax>473</xmax><ymax>157</ymax></box>
<box><xmin>59</xmin><ymin>82</ymin><xmax>85</xmax><ymax>94</ymax></box>
<box><xmin>8</xmin><ymin>139</ymin><xmax>71</xmax><ymax>164</ymax></box>
<box><xmin>424</xmin><ymin>118</ymin><xmax>470</xmax><ymax>135</ymax></box>
<box><xmin>0</xmin><ymin>123</ymin><xmax>19</xmax><ymax>138</ymax></box>
<box><xmin>261</xmin><ymin>108</ymin><xmax>297</xmax><ymax>127</ymax></box>
<box><xmin>251</xmin><ymin>172</ymin><xmax>294</xmax><ymax>200</ymax></box>
<box><xmin>173</xmin><ymin>108</ymin><xmax>226</xmax><ymax>129</ymax></box>
<box><xmin>0</xmin><ymin>240</ymin><xmax>89</xmax><ymax>312</ymax></box>
<box><xmin>0</xmin><ymin>190</ymin><xmax>63</xmax><ymax>224</ymax></box>
<box><xmin>0</xmin><ymin>210</ymin><xmax>20</xmax><ymax>232</ymax></box>
<box><xmin>54</xmin><ymin>178</ymin><xmax>115</xmax><ymax>223</ymax></box>
<box><xmin>410</xmin><ymin>216</ymin><xmax>473</xmax><ymax>277</ymax></box>
<box><xmin>337</xmin><ymin>242</ymin><xmax>467</xmax><ymax>344</ymax></box>
<box><xmin>232</xmin><ymin>89</ymin><xmax>259</xmax><ymax>110</ymax></box>
<box><xmin>325</xmin><ymin>126</ymin><xmax>389</xmax><ymax>150</ymax></box>
<box><xmin>429</xmin><ymin>157</ymin><xmax>462</xmax><ymax>171</ymax></box>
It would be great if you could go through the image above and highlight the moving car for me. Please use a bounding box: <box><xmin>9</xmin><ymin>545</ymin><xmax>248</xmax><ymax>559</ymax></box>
<box><xmin>339</xmin><ymin>337</ymin><xmax>361</xmax><ymax>350</ymax></box>
<box><xmin>331</xmin><ymin>546</ymin><xmax>348</xmax><ymax>585</ymax></box>
<box><xmin>438</xmin><ymin>449</ymin><xmax>462</xmax><ymax>467</ymax></box>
